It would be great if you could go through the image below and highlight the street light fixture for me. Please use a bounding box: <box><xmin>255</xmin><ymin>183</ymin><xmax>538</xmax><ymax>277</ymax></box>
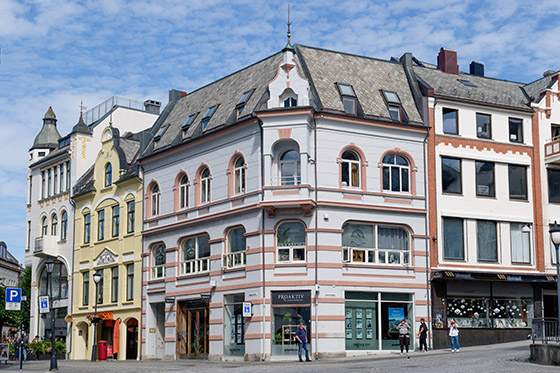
<box><xmin>91</xmin><ymin>270</ymin><xmax>102</xmax><ymax>362</ymax></box>
<box><xmin>44</xmin><ymin>258</ymin><xmax>58</xmax><ymax>371</ymax></box>
<box><xmin>549</xmin><ymin>221</ymin><xmax>560</xmax><ymax>325</ymax></box>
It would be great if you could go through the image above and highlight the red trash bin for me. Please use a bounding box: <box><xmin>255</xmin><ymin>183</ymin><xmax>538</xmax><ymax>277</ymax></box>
<box><xmin>98</xmin><ymin>340</ymin><xmax>107</xmax><ymax>361</ymax></box>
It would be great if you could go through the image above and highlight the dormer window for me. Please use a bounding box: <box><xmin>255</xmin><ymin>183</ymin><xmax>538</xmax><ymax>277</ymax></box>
<box><xmin>154</xmin><ymin>124</ymin><xmax>168</xmax><ymax>141</ymax></box>
<box><xmin>236</xmin><ymin>90</ymin><xmax>254</xmax><ymax>120</ymax></box>
<box><xmin>337</xmin><ymin>83</ymin><xmax>357</xmax><ymax>115</ymax></box>
<box><xmin>202</xmin><ymin>105</ymin><xmax>217</xmax><ymax>129</ymax></box>
<box><xmin>182</xmin><ymin>113</ymin><xmax>198</xmax><ymax>138</ymax></box>
<box><xmin>382</xmin><ymin>91</ymin><xmax>403</xmax><ymax>122</ymax></box>
<box><xmin>280</xmin><ymin>88</ymin><xmax>298</xmax><ymax>108</ymax></box>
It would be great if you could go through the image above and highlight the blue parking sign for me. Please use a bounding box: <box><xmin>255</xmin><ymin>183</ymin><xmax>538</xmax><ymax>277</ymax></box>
<box><xmin>39</xmin><ymin>296</ymin><xmax>50</xmax><ymax>314</ymax></box>
<box><xmin>5</xmin><ymin>288</ymin><xmax>21</xmax><ymax>311</ymax></box>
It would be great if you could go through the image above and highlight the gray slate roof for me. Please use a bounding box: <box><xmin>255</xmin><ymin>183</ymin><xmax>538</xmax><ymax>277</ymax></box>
<box><xmin>32</xmin><ymin>122</ymin><xmax>61</xmax><ymax>150</ymax></box>
<box><xmin>524</xmin><ymin>72</ymin><xmax>558</xmax><ymax>103</ymax></box>
<box><xmin>414</xmin><ymin>65</ymin><xmax>531</xmax><ymax>112</ymax></box>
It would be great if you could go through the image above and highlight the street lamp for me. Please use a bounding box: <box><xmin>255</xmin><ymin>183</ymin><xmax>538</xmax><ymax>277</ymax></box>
<box><xmin>45</xmin><ymin>258</ymin><xmax>58</xmax><ymax>371</ymax></box>
<box><xmin>549</xmin><ymin>221</ymin><xmax>560</xmax><ymax>325</ymax></box>
<box><xmin>91</xmin><ymin>270</ymin><xmax>102</xmax><ymax>362</ymax></box>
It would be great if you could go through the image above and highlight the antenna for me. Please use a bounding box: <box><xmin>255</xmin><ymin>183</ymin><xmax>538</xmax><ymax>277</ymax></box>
<box><xmin>286</xmin><ymin>4</ymin><xmax>292</xmax><ymax>44</ymax></box>
<box><xmin>79</xmin><ymin>101</ymin><xmax>87</xmax><ymax>116</ymax></box>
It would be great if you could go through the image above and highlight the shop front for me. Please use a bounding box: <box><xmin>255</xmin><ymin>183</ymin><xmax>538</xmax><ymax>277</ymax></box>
<box><xmin>271</xmin><ymin>291</ymin><xmax>311</xmax><ymax>356</ymax></box>
<box><xmin>345</xmin><ymin>292</ymin><xmax>413</xmax><ymax>351</ymax></box>
<box><xmin>224</xmin><ymin>294</ymin><xmax>245</xmax><ymax>356</ymax></box>
<box><xmin>177</xmin><ymin>299</ymin><xmax>209</xmax><ymax>359</ymax></box>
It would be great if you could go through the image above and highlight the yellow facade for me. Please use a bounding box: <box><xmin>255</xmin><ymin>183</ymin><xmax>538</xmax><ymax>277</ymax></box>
<box><xmin>71</xmin><ymin>127</ymin><xmax>143</xmax><ymax>360</ymax></box>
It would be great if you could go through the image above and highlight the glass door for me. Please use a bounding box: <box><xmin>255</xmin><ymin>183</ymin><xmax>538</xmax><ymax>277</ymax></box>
<box><xmin>188</xmin><ymin>308</ymin><xmax>208</xmax><ymax>358</ymax></box>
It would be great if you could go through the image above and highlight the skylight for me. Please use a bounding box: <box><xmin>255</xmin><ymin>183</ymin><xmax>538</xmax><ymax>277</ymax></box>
<box><xmin>237</xmin><ymin>90</ymin><xmax>252</xmax><ymax>105</ymax></box>
<box><xmin>154</xmin><ymin>124</ymin><xmax>168</xmax><ymax>139</ymax></box>
<box><xmin>203</xmin><ymin>105</ymin><xmax>217</xmax><ymax>119</ymax></box>
<box><xmin>458</xmin><ymin>79</ymin><xmax>476</xmax><ymax>87</ymax></box>
<box><xmin>338</xmin><ymin>83</ymin><xmax>356</xmax><ymax>97</ymax></box>
<box><xmin>382</xmin><ymin>91</ymin><xmax>401</xmax><ymax>104</ymax></box>
<box><xmin>183</xmin><ymin>113</ymin><xmax>197</xmax><ymax>128</ymax></box>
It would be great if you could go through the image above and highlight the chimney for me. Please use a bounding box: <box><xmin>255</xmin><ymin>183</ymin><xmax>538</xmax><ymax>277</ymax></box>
<box><xmin>470</xmin><ymin>61</ymin><xmax>484</xmax><ymax>77</ymax></box>
<box><xmin>168</xmin><ymin>89</ymin><xmax>187</xmax><ymax>104</ymax></box>
<box><xmin>437</xmin><ymin>48</ymin><xmax>459</xmax><ymax>75</ymax></box>
<box><xmin>543</xmin><ymin>70</ymin><xmax>556</xmax><ymax>77</ymax></box>
<box><xmin>143</xmin><ymin>100</ymin><xmax>161</xmax><ymax>114</ymax></box>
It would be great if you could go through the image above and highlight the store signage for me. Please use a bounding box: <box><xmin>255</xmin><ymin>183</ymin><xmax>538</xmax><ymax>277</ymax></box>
<box><xmin>242</xmin><ymin>302</ymin><xmax>252</xmax><ymax>317</ymax></box>
<box><xmin>271</xmin><ymin>291</ymin><xmax>310</xmax><ymax>305</ymax></box>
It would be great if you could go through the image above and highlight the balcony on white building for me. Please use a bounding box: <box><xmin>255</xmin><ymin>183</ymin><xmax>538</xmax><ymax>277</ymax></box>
<box><xmin>544</xmin><ymin>137</ymin><xmax>560</xmax><ymax>163</ymax></box>
<box><xmin>33</xmin><ymin>236</ymin><xmax>60</xmax><ymax>258</ymax></box>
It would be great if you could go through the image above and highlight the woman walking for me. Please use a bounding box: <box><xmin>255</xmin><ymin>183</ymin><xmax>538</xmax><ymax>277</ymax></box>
<box><xmin>449</xmin><ymin>319</ymin><xmax>460</xmax><ymax>352</ymax></box>
<box><xmin>398</xmin><ymin>319</ymin><xmax>411</xmax><ymax>358</ymax></box>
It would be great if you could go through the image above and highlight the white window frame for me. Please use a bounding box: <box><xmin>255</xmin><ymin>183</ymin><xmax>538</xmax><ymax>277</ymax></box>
<box><xmin>341</xmin><ymin>150</ymin><xmax>360</xmax><ymax>188</ymax></box>
<box><xmin>200</xmin><ymin>169</ymin><xmax>211</xmax><ymax>204</ymax></box>
<box><xmin>382</xmin><ymin>154</ymin><xmax>410</xmax><ymax>193</ymax></box>
<box><xmin>151</xmin><ymin>184</ymin><xmax>160</xmax><ymax>216</ymax></box>
<box><xmin>224</xmin><ymin>227</ymin><xmax>246</xmax><ymax>269</ymax></box>
<box><xmin>51</xmin><ymin>214</ymin><xmax>58</xmax><ymax>236</ymax></box>
<box><xmin>179</xmin><ymin>175</ymin><xmax>188</xmax><ymax>209</ymax></box>
<box><xmin>276</xmin><ymin>222</ymin><xmax>306</xmax><ymax>263</ymax></box>
<box><xmin>233</xmin><ymin>158</ymin><xmax>245</xmax><ymax>195</ymax></box>
<box><xmin>151</xmin><ymin>244</ymin><xmax>166</xmax><ymax>279</ymax></box>
<box><xmin>180</xmin><ymin>234</ymin><xmax>211</xmax><ymax>274</ymax></box>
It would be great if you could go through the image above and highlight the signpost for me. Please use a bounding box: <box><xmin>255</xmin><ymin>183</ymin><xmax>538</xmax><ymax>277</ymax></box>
<box><xmin>4</xmin><ymin>288</ymin><xmax>27</xmax><ymax>371</ymax></box>
<box><xmin>5</xmin><ymin>288</ymin><xmax>21</xmax><ymax>311</ymax></box>
<box><xmin>39</xmin><ymin>296</ymin><xmax>50</xmax><ymax>314</ymax></box>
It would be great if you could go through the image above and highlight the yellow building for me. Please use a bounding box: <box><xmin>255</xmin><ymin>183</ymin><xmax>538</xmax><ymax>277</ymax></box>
<box><xmin>71</xmin><ymin>126</ymin><xmax>143</xmax><ymax>360</ymax></box>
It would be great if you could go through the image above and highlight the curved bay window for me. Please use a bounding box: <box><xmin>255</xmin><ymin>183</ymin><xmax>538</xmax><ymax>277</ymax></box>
<box><xmin>151</xmin><ymin>244</ymin><xmax>166</xmax><ymax>279</ymax></box>
<box><xmin>280</xmin><ymin>150</ymin><xmax>301</xmax><ymax>186</ymax></box>
<box><xmin>224</xmin><ymin>227</ymin><xmax>246</xmax><ymax>269</ymax></box>
<box><xmin>341</xmin><ymin>150</ymin><xmax>360</xmax><ymax>188</ymax></box>
<box><xmin>51</xmin><ymin>214</ymin><xmax>58</xmax><ymax>236</ymax></box>
<box><xmin>276</xmin><ymin>221</ymin><xmax>306</xmax><ymax>263</ymax></box>
<box><xmin>105</xmin><ymin>163</ymin><xmax>112</xmax><ymax>187</ymax></box>
<box><xmin>180</xmin><ymin>234</ymin><xmax>210</xmax><ymax>274</ymax></box>
<box><xmin>342</xmin><ymin>222</ymin><xmax>410</xmax><ymax>265</ymax></box>
<box><xmin>382</xmin><ymin>154</ymin><xmax>410</xmax><ymax>193</ymax></box>
<box><xmin>200</xmin><ymin>168</ymin><xmax>211</xmax><ymax>204</ymax></box>
<box><xmin>233</xmin><ymin>157</ymin><xmax>245</xmax><ymax>195</ymax></box>
<box><xmin>179</xmin><ymin>175</ymin><xmax>188</xmax><ymax>209</ymax></box>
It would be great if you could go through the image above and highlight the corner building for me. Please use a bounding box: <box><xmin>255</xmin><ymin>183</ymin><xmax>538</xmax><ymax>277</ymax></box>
<box><xmin>140</xmin><ymin>44</ymin><xmax>430</xmax><ymax>360</ymax></box>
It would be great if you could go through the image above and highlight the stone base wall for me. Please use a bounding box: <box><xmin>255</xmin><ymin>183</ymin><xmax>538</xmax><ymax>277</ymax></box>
<box><xmin>530</xmin><ymin>343</ymin><xmax>560</xmax><ymax>365</ymax></box>
<box><xmin>433</xmin><ymin>328</ymin><xmax>531</xmax><ymax>349</ymax></box>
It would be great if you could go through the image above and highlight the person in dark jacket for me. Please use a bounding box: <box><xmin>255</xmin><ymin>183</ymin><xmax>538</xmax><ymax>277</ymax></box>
<box><xmin>295</xmin><ymin>322</ymin><xmax>311</xmax><ymax>362</ymax></box>
<box><xmin>418</xmin><ymin>318</ymin><xmax>428</xmax><ymax>352</ymax></box>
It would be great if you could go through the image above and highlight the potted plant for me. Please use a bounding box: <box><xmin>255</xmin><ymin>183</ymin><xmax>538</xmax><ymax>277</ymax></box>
<box><xmin>86</xmin><ymin>313</ymin><xmax>104</xmax><ymax>324</ymax></box>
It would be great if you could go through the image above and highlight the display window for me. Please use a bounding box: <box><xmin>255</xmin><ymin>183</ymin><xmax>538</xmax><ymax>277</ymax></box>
<box><xmin>224</xmin><ymin>294</ymin><xmax>245</xmax><ymax>356</ymax></box>
<box><xmin>446</xmin><ymin>296</ymin><xmax>533</xmax><ymax>328</ymax></box>
<box><xmin>271</xmin><ymin>291</ymin><xmax>311</xmax><ymax>356</ymax></box>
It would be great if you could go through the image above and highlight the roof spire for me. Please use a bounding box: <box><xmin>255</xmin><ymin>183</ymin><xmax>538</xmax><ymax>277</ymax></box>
<box><xmin>286</xmin><ymin>4</ymin><xmax>292</xmax><ymax>45</ymax></box>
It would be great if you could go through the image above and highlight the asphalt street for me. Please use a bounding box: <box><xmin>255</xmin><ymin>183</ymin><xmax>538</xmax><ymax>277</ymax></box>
<box><xmin>0</xmin><ymin>340</ymin><xmax>555</xmax><ymax>373</ymax></box>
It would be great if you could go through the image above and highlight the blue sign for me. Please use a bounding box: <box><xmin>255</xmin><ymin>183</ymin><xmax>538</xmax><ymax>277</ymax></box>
<box><xmin>5</xmin><ymin>288</ymin><xmax>21</xmax><ymax>311</ymax></box>
<box><xmin>242</xmin><ymin>302</ymin><xmax>252</xmax><ymax>317</ymax></box>
<box><xmin>39</xmin><ymin>296</ymin><xmax>50</xmax><ymax>314</ymax></box>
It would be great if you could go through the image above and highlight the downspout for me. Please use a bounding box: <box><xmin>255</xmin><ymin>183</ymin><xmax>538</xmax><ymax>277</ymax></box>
<box><xmin>68</xmin><ymin>194</ymin><xmax>76</xmax><ymax>359</ymax></box>
<box><xmin>422</xmin><ymin>127</ymin><xmax>432</xmax><ymax>350</ymax></box>
<box><xmin>313</xmin><ymin>115</ymin><xmax>319</xmax><ymax>360</ymax></box>
<box><xmin>259</xmin><ymin>118</ymin><xmax>266</xmax><ymax>361</ymax></box>
<box><xmin>139</xmin><ymin>164</ymin><xmax>146</xmax><ymax>360</ymax></box>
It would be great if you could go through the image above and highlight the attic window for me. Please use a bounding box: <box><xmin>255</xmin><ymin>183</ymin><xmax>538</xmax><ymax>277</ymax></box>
<box><xmin>154</xmin><ymin>124</ymin><xmax>168</xmax><ymax>140</ymax></box>
<box><xmin>458</xmin><ymin>79</ymin><xmax>476</xmax><ymax>87</ymax></box>
<box><xmin>382</xmin><ymin>91</ymin><xmax>401</xmax><ymax>104</ymax></box>
<box><xmin>336</xmin><ymin>83</ymin><xmax>358</xmax><ymax>115</ymax></box>
<box><xmin>381</xmin><ymin>91</ymin><xmax>404</xmax><ymax>122</ymax></box>
<box><xmin>182</xmin><ymin>113</ymin><xmax>198</xmax><ymax>138</ymax></box>
<box><xmin>58</xmin><ymin>138</ymin><xmax>70</xmax><ymax>148</ymax></box>
<box><xmin>236</xmin><ymin>90</ymin><xmax>254</xmax><ymax>120</ymax></box>
<box><xmin>202</xmin><ymin>105</ymin><xmax>217</xmax><ymax>129</ymax></box>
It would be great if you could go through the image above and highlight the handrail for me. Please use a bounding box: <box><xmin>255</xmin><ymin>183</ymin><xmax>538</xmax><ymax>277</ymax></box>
<box><xmin>532</xmin><ymin>319</ymin><xmax>559</xmax><ymax>344</ymax></box>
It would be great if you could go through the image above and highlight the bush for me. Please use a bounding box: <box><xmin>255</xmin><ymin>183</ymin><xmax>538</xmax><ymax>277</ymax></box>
<box><xmin>28</xmin><ymin>341</ymin><xmax>65</xmax><ymax>355</ymax></box>
<box><xmin>54</xmin><ymin>341</ymin><xmax>66</xmax><ymax>354</ymax></box>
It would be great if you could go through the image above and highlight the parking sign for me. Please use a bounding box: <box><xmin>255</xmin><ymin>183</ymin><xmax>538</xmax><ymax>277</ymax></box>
<box><xmin>242</xmin><ymin>302</ymin><xmax>252</xmax><ymax>317</ymax></box>
<box><xmin>39</xmin><ymin>296</ymin><xmax>50</xmax><ymax>314</ymax></box>
<box><xmin>5</xmin><ymin>288</ymin><xmax>21</xmax><ymax>311</ymax></box>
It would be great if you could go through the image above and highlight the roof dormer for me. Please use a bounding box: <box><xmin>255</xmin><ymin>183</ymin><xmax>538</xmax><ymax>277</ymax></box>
<box><xmin>267</xmin><ymin>45</ymin><xmax>309</xmax><ymax>109</ymax></box>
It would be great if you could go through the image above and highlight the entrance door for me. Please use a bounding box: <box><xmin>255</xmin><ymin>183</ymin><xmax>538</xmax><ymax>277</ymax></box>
<box><xmin>177</xmin><ymin>302</ymin><xmax>209</xmax><ymax>359</ymax></box>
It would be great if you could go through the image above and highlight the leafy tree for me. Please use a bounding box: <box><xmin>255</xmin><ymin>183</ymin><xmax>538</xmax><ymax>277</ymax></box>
<box><xmin>0</xmin><ymin>268</ymin><xmax>32</xmax><ymax>334</ymax></box>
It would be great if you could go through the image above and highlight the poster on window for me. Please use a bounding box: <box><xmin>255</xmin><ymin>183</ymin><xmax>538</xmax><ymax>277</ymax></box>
<box><xmin>366</xmin><ymin>329</ymin><xmax>373</xmax><ymax>339</ymax></box>
<box><xmin>346</xmin><ymin>309</ymin><xmax>352</xmax><ymax>318</ymax></box>
<box><xmin>356</xmin><ymin>329</ymin><xmax>363</xmax><ymax>339</ymax></box>
<box><xmin>388</xmin><ymin>307</ymin><xmax>405</xmax><ymax>333</ymax></box>
<box><xmin>356</xmin><ymin>319</ymin><xmax>363</xmax><ymax>329</ymax></box>
<box><xmin>346</xmin><ymin>329</ymin><xmax>353</xmax><ymax>339</ymax></box>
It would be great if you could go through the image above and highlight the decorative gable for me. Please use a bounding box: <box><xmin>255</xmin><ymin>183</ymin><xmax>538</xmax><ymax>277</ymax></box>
<box><xmin>95</xmin><ymin>248</ymin><xmax>118</xmax><ymax>267</ymax></box>
<box><xmin>268</xmin><ymin>46</ymin><xmax>309</xmax><ymax>109</ymax></box>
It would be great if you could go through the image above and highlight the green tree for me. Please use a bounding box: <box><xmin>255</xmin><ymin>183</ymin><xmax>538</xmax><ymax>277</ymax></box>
<box><xmin>0</xmin><ymin>268</ymin><xmax>32</xmax><ymax>334</ymax></box>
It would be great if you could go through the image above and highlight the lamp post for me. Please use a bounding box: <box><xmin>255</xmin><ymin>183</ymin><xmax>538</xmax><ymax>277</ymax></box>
<box><xmin>91</xmin><ymin>270</ymin><xmax>102</xmax><ymax>362</ymax></box>
<box><xmin>549</xmin><ymin>221</ymin><xmax>560</xmax><ymax>325</ymax></box>
<box><xmin>45</xmin><ymin>258</ymin><xmax>58</xmax><ymax>371</ymax></box>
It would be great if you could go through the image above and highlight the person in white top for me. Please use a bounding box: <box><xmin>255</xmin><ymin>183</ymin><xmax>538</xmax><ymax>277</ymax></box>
<box><xmin>449</xmin><ymin>319</ymin><xmax>460</xmax><ymax>352</ymax></box>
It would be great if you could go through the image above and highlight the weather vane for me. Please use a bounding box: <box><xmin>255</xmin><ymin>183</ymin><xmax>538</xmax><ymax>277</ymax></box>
<box><xmin>287</xmin><ymin>4</ymin><xmax>292</xmax><ymax>44</ymax></box>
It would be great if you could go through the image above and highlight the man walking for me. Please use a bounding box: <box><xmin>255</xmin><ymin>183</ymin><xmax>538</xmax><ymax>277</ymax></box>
<box><xmin>295</xmin><ymin>322</ymin><xmax>311</xmax><ymax>362</ymax></box>
<box><xmin>418</xmin><ymin>318</ymin><xmax>428</xmax><ymax>352</ymax></box>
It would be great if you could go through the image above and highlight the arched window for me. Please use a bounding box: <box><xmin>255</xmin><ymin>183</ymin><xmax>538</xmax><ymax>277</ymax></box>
<box><xmin>233</xmin><ymin>157</ymin><xmax>245</xmax><ymax>195</ymax></box>
<box><xmin>39</xmin><ymin>260</ymin><xmax>68</xmax><ymax>299</ymax></box>
<box><xmin>41</xmin><ymin>217</ymin><xmax>48</xmax><ymax>236</ymax></box>
<box><xmin>341</xmin><ymin>150</ymin><xmax>360</xmax><ymax>188</ymax></box>
<box><xmin>382</xmin><ymin>154</ymin><xmax>410</xmax><ymax>193</ymax></box>
<box><xmin>179</xmin><ymin>175</ymin><xmax>188</xmax><ymax>209</ymax></box>
<box><xmin>280</xmin><ymin>150</ymin><xmax>301</xmax><ymax>185</ymax></box>
<box><xmin>105</xmin><ymin>163</ymin><xmax>112</xmax><ymax>187</ymax></box>
<box><xmin>276</xmin><ymin>221</ymin><xmax>306</xmax><ymax>262</ymax></box>
<box><xmin>280</xmin><ymin>88</ymin><xmax>298</xmax><ymax>108</ymax></box>
<box><xmin>180</xmin><ymin>234</ymin><xmax>210</xmax><ymax>274</ymax></box>
<box><xmin>342</xmin><ymin>222</ymin><xmax>410</xmax><ymax>265</ymax></box>
<box><xmin>151</xmin><ymin>184</ymin><xmax>160</xmax><ymax>216</ymax></box>
<box><xmin>200</xmin><ymin>168</ymin><xmax>211</xmax><ymax>204</ymax></box>
<box><xmin>51</xmin><ymin>214</ymin><xmax>58</xmax><ymax>236</ymax></box>
<box><xmin>61</xmin><ymin>211</ymin><xmax>68</xmax><ymax>240</ymax></box>
<box><xmin>151</xmin><ymin>244</ymin><xmax>166</xmax><ymax>279</ymax></box>
<box><xmin>225</xmin><ymin>227</ymin><xmax>246</xmax><ymax>268</ymax></box>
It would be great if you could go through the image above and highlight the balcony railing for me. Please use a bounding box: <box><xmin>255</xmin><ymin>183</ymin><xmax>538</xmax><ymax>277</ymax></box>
<box><xmin>532</xmin><ymin>319</ymin><xmax>559</xmax><ymax>344</ymax></box>
<box><xmin>343</xmin><ymin>247</ymin><xmax>410</xmax><ymax>266</ymax></box>
<box><xmin>270</xmin><ymin>176</ymin><xmax>301</xmax><ymax>186</ymax></box>
<box><xmin>180</xmin><ymin>257</ymin><xmax>210</xmax><ymax>275</ymax></box>
<box><xmin>545</xmin><ymin>137</ymin><xmax>560</xmax><ymax>158</ymax></box>
<box><xmin>223</xmin><ymin>252</ymin><xmax>246</xmax><ymax>269</ymax></box>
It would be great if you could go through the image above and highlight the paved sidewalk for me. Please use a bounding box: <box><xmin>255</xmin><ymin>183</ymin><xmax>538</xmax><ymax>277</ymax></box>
<box><xmin>0</xmin><ymin>340</ymin><xmax>553</xmax><ymax>372</ymax></box>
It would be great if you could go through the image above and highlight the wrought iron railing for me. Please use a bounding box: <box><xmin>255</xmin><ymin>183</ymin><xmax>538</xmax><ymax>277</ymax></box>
<box><xmin>532</xmin><ymin>319</ymin><xmax>560</xmax><ymax>344</ymax></box>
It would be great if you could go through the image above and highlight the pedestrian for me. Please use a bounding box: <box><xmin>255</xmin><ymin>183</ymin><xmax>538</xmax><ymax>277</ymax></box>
<box><xmin>418</xmin><ymin>318</ymin><xmax>428</xmax><ymax>352</ymax></box>
<box><xmin>32</xmin><ymin>335</ymin><xmax>39</xmax><ymax>343</ymax></box>
<box><xmin>13</xmin><ymin>337</ymin><xmax>20</xmax><ymax>362</ymax></box>
<box><xmin>22</xmin><ymin>334</ymin><xmax>28</xmax><ymax>361</ymax></box>
<box><xmin>295</xmin><ymin>322</ymin><xmax>311</xmax><ymax>362</ymax></box>
<box><xmin>398</xmin><ymin>319</ymin><xmax>410</xmax><ymax>358</ymax></box>
<box><xmin>449</xmin><ymin>319</ymin><xmax>460</xmax><ymax>352</ymax></box>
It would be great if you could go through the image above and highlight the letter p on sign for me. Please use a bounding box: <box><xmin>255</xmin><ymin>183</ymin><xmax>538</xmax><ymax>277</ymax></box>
<box><xmin>5</xmin><ymin>288</ymin><xmax>21</xmax><ymax>311</ymax></box>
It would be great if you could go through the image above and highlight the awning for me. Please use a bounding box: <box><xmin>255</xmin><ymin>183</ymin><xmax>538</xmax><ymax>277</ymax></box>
<box><xmin>113</xmin><ymin>319</ymin><xmax>120</xmax><ymax>355</ymax></box>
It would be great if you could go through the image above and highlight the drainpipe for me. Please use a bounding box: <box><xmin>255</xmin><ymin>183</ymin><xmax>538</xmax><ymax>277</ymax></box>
<box><xmin>68</xmin><ymin>195</ymin><xmax>76</xmax><ymax>359</ymax></box>
<box><xmin>422</xmin><ymin>127</ymin><xmax>432</xmax><ymax>350</ymax></box>
<box><xmin>259</xmin><ymin>118</ymin><xmax>266</xmax><ymax>361</ymax></box>
<box><xmin>313</xmin><ymin>114</ymin><xmax>319</xmax><ymax>360</ymax></box>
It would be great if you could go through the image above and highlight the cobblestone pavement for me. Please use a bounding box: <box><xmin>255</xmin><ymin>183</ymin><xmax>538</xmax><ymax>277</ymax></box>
<box><xmin>0</xmin><ymin>341</ymin><xmax>554</xmax><ymax>373</ymax></box>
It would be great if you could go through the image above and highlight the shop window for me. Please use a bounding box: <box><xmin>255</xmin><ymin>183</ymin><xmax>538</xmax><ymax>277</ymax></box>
<box><xmin>477</xmin><ymin>220</ymin><xmax>497</xmax><ymax>262</ymax></box>
<box><xmin>476</xmin><ymin>113</ymin><xmax>492</xmax><ymax>139</ymax></box>
<box><xmin>342</xmin><ymin>222</ymin><xmax>409</xmax><ymax>265</ymax></box>
<box><xmin>447</xmin><ymin>297</ymin><xmax>489</xmax><ymax>328</ymax></box>
<box><xmin>442</xmin><ymin>108</ymin><xmax>458</xmax><ymax>135</ymax></box>
<box><xmin>224</xmin><ymin>227</ymin><xmax>246</xmax><ymax>269</ymax></box>
<box><xmin>443</xmin><ymin>217</ymin><xmax>464</xmax><ymax>260</ymax></box>
<box><xmin>151</xmin><ymin>243</ymin><xmax>166</xmax><ymax>279</ymax></box>
<box><xmin>511</xmin><ymin>223</ymin><xmax>531</xmax><ymax>264</ymax></box>
<box><xmin>345</xmin><ymin>292</ymin><xmax>378</xmax><ymax>351</ymax></box>
<box><xmin>509</xmin><ymin>118</ymin><xmax>523</xmax><ymax>143</ymax></box>
<box><xmin>280</xmin><ymin>150</ymin><xmax>301</xmax><ymax>185</ymax></box>
<box><xmin>441</xmin><ymin>157</ymin><xmax>461</xmax><ymax>194</ymax></box>
<box><xmin>61</xmin><ymin>211</ymin><xmax>68</xmax><ymax>240</ymax></box>
<box><xmin>233</xmin><ymin>157</ymin><xmax>246</xmax><ymax>195</ymax></box>
<box><xmin>509</xmin><ymin>165</ymin><xmax>527</xmax><ymax>200</ymax></box>
<box><xmin>150</xmin><ymin>183</ymin><xmax>160</xmax><ymax>216</ymax></box>
<box><xmin>276</xmin><ymin>221</ymin><xmax>306</xmax><ymax>263</ymax></box>
<box><xmin>50</xmin><ymin>214</ymin><xmax>57</xmax><ymax>236</ymax></box>
<box><xmin>180</xmin><ymin>234</ymin><xmax>210</xmax><ymax>274</ymax></box>
<box><xmin>271</xmin><ymin>291</ymin><xmax>311</xmax><ymax>356</ymax></box>
<box><xmin>224</xmin><ymin>294</ymin><xmax>245</xmax><ymax>356</ymax></box>
<box><xmin>475</xmin><ymin>161</ymin><xmax>495</xmax><ymax>197</ymax></box>
<box><xmin>548</xmin><ymin>169</ymin><xmax>560</xmax><ymax>203</ymax></box>
<box><xmin>105</xmin><ymin>163</ymin><xmax>112</xmax><ymax>187</ymax></box>
<box><xmin>382</xmin><ymin>154</ymin><xmax>410</xmax><ymax>193</ymax></box>
<box><xmin>341</xmin><ymin>150</ymin><xmax>360</xmax><ymax>188</ymax></box>
<box><xmin>491</xmin><ymin>298</ymin><xmax>533</xmax><ymax>328</ymax></box>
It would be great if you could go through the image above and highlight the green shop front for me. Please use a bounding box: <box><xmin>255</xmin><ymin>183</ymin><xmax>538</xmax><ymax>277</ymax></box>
<box><xmin>271</xmin><ymin>291</ymin><xmax>312</xmax><ymax>356</ymax></box>
<box><xmin>345</xmin><ymin>291</ymin><xmax>413</xmax><ymax>351</ymax></box>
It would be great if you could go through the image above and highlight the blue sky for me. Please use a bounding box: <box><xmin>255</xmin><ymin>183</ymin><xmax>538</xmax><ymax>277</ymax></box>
<box><xmin>1</xmin><ymin>0</ymin><xmax>560</xmax><ymax>264</ymax></box>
